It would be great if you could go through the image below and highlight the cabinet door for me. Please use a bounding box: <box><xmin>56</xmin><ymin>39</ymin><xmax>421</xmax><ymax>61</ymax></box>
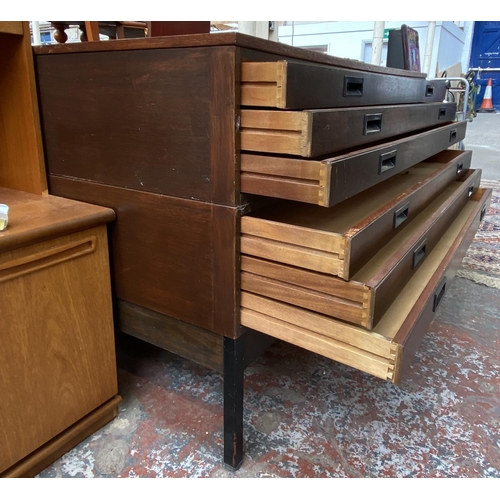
<box><xmin>0</xmin><ymin>226</ymin><xmax>117</xmax><ymax>473</ymax></box>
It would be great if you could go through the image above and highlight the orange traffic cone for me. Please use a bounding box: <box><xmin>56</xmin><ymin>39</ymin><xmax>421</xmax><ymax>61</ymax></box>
<box><xmin>478</xmin><ymin>78</ymin><xmax>496</xmax><ymax>113</ymax></box>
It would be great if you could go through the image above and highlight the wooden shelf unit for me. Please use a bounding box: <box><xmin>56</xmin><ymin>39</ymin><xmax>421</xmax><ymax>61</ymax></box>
<box><xmin>0</xmin><ymin>22</ymin><xmax>120</xmax><ymax>478</ymax></box>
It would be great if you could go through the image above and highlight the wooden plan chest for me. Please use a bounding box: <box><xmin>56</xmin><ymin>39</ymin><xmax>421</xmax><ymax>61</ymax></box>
<box><xmin>34</xmin><ymin>33</ymin><xmax>487</xmax><ymax>469</ymax></box>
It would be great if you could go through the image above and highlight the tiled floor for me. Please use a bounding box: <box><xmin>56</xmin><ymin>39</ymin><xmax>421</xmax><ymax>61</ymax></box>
<box><xmin>37</xmin><ymin>275</ymin><xmax>500</xmax><ymax>478</ymax></box>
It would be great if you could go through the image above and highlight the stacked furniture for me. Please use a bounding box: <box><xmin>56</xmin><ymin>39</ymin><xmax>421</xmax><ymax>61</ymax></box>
<box><xmin>0</xmin><ymin>22</ymin><xmax>120</xmax><ymax>478</ymax></box>
<box><xmin>33</xmin><ymin>33</ymin><xmax>490</xmax><ymax>470</ymax></box>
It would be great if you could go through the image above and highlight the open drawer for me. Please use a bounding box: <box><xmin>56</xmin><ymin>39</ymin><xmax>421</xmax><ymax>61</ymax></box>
<box><xmin>241</xmin><ymin>152</ymin><xmax>474</xmax><ymax>280</ymax></box>
<box><xmin>241</xmin><ymin>169</ymin><xmax>481</xmax><ymax>329</ymax></box>
<box><xmin>240</xmin><ymin>102</ymin><xmax>457</xmax><ymax>157</ymax></box>
<box><xmin>240</xmin><ymin>187</ymin><xmax>491</xmax><ymax>385</ymax></box>
<box><xmin>241</xmin><ymin>121</ymin><xmax>467</xmax><ymax>207</ymax></box>
<box><xmin>241</xmin><ymin>60</ymin><xmax>446</xmax><ymax>109</ymax></box>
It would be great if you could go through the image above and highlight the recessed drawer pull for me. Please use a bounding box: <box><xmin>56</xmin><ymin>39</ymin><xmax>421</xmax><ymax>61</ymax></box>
<box><xmin>433</xmin><ymin>277</ymin><xmax>447</xmax><ymax>312</ymax></box>
<box><xmin>412</xmin><ymin>238</ymin><xmax>427</xmax><ymax>269</ymax></box>
<box><xmin>450</xmin><ymin>129</ymin><xmax>457</xmax><ymax>142</ymax></box>
<box><xmin>0</xmin><ymin>237</ymin><xmax>96</xmax><ymax>284</ymax></box>
<box><xmin>438</xmin><ymin>106</ymin><xmax>447</xmax><ymax>120</ymax></box>
<box><xmin>480</xmin><ymin>204</ymin><xmax>487</xmax><ymax>221</ymax></box>
<box><xmin>364</xmin><ymin>113</ymin><xmax>383</xmax><ymax>135</ymax></box>
<box><xmin>468</xmin><ymin>185</ymin><xmax>474</xmax><ymax>197</ymax></box>
<box><xmin>426</xmin><ymin>84</ymin><xmax>434</xmax><ymax>97</ymax></box>
<box><xmin>393</xmin><ymin>203</ymin><xmax>409</xmax><ymax>229</ymax></box>
<box><xmin>343</xmin><ymin>76</ymin><xmax>364</xmax><ymax>96</ymax></box>
<box><xmin>456</xmin><ymin>162</ymin><xmax>464</xmax><ymax>175</ymax></box>
<box><xmin>379</xmin><ymin>150</ymin><xmax>397</xmax><ymax>174</ymax></box>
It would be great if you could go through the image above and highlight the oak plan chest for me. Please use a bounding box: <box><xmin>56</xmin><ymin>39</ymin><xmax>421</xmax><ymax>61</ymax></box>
<box><xmin>34</xmin><ymin>33</ymin><xmax>489</xmax><ymax>469</ymax></box>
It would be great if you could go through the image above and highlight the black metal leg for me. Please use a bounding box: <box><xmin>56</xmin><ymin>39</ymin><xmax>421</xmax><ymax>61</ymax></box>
<box><xmin>223</xmin><ymin>335</ymin><xmax>245</xmax><ymax>470</ymax></box>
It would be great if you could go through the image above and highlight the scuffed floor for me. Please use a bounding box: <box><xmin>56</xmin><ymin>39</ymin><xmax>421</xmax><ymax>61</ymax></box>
<box><xmin>37</xmin><ymin>277</ymin><xmax>500</xmax><ymax>478</ymax></box>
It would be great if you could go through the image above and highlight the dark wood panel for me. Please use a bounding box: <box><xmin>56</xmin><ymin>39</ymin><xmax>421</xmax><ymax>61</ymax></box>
<box><xmin>393</xmin><ymin>188</ymin><xmax>492</xmax><ymax>384</ymax></box>
<box><xmin>308</xmin><ymin>102</ymin><xmax>457</xmax><ymax>157</ymax></box>
<box><xmin>242</xmin><ymin>59</ymin><xmax>428</xmax><ymax>109</ymax></box>
<box><xmin>148</xmin><ymin>21</ymin><xmax>211</xmax><ymax>37</ymax></box>
<box><xmin>209</xmin><ymin>46</ymin><xmax>239</xmax><ymax>205</ymax></box>
<box><xmin>212</xmin><ymin>204</ymin><xmax>240</xmax><ymax>339</ymax></box>
<box><xmin>34</xmin><ymin>32</ymin><xmax>426</xmax><ymax>78</ymax></box>
<box><xmin>48</xmin><ymin>175</ymin><xmax>222</xmax><ymax>333</ymax></box>
<box><xmin>116</xmin><ymin>300</ymin><xmax>224</xmax><ymax>373</ymax></box>
<box><xmin>325</xmin><ymin>121</ymin><xmax>467</xmax><ymax>207</ymax></box>
<box><xmin>37</xmin><ymin>46</ymin><xmax>236</xmax><ymax>205</ymax></box>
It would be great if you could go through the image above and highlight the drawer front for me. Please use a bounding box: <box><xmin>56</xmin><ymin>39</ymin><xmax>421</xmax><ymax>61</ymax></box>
<box><xmin>241</xmin><ymin>170</ymin><xmax>482</xmax><ymax>329</ymax></box>
<box><xmin>348</xmin><ymin>149</ymin><xmax>472</xmax><ymax>276</ymax></box>
<box><xmin>241</xmin><ymin>102</ymin><xmax>458</xmax><ymax>157</ymax></box>
<box><xmin>392</xmin><ymin>187</ymin><xmax>492</xmax><ymax>384</ymax></box>
<box><xmin>241</xmin><ymin>152</ymin><xmax>473</xmax><ymax>281</ymax></box>
<box><xmin>240</xmin><ymin>121</ymin><xmax>467</xmax><ymax>206</ymax></box>
<box><xmin>361</xmin><ymin>168</ymin><xmax>482</xmax><ymax>327</ymax></box>
<box><xmin>241</xmin><ymin>60</ymin><xmax>430</xmax><ymax>109</ymax></box>
<box><xmin>240</xmin><ymin>188</ymin><xmax>492</xmax><ymax>384</ymax></box>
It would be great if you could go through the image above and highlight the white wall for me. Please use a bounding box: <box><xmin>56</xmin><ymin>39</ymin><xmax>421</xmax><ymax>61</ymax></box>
<box><xmin>279</xmin><ymin>21</ymin><xmax>469</xmax><ymax>77</ymax></box>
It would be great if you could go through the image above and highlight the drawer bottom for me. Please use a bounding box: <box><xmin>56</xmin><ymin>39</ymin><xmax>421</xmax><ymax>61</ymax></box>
<box><xmin>240</xmin><ymin>188</ymin><xmax>491</xmax><ymax>385</ymax></box>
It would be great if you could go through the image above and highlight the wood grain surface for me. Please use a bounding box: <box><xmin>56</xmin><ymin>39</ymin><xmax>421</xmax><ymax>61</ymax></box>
<box><xmin>34</xmin><ymin>32</ymin><xmax>426</xmax><ymax>78</ymax></box>
<box><xmin>241</xmin><ymin>102</ymin><xmax>457</xmax><ymax>157</ymax></box>
<box><xmin>241</xmin><ymin>122</ymin><xmax>467</xmax><ymax>206</ymax></box>
<box><xmin>0</xmin><ymin>23</ymin><xmax>48</xmax><ymax>194</ymax></box>
<box><xmin>117</xmin><ymin>301</ymin><xmax>224</xmax><ymax>372</ymax></box>
<box><xmin>36</xmin><ymin>45</ymin><xmax>238</xmax><ymax>205</ymax></box>
<box><xmin>241</xmin><ymin>60</ymin><xmax>431</xmax><ymax>109</ymax></box>
<box><xmin>241</xmin><ymin>188</ymin><xmax>490</xmax><ymax>384</ymax></box>
<box><xmin>0</xmin><ymin>226</ymin><xmax>118</xmax><ymax>473</ymax></box>
<box><xmin>48</xmin><ymin>175</ymin><xmax>240</xmax><ymax>336</ymax></box>
<box><xmin>0</xmin><ymin>187</ymin><xmax>115</xmax><ymax>253</ymax></box>
<box><xmin>240</xmin><ymin>152</ymin><xmax>473</xmax><ymax>281</ymax></box>
<box><xmin>1</xmin><ymin>396</ymin><xmax>121</xmax><ymax>478</ymax></box>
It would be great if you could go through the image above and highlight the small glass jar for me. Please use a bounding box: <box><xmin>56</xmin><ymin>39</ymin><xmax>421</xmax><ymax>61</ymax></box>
<box><xmin>0</xmin><ymin>204</ymin><xmax>9</xmax><ymax>231</ymax></box>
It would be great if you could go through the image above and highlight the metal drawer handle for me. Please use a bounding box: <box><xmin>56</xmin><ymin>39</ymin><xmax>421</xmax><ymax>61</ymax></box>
<box><xmin>468</xmin><ymin>185</ymin><xmax>474</xmax><ymax>197</ymax></box>
<box><xmin>480</xmin><ymin>204</ymin><xmax>487</xmax><ymax>221</ymax></box>
<box><xmin>379</xmin><ymin>150</ymin><xmax>397</xmax><ymax>174</ymax></box>
<box><xmin>426</xmin><ymin>84</ymin><xmax>434</xmax><ymax>97</ymax></box>
<box><xmin>412</xmin><ymin>238</ymin><xmax>427</xmax><ymax>269</ymax></box>
<box><xmin>364</xmin><ymin>113</ymin><xmax>383</xmax><ymax>135</ymax></box>
<box><xmin>344</xmin><ymin>76</ymin><xmax>364</xmax><ymax>96</ymax></box>
<box><xmin>456</xmin><ymin>162</ymin><xmax>464</xmax><ymax>175</ymax></box>
<box><xmin>450</xmin><ymin>129</ymin><xmax>457</xmax><ymax>142</ymax></box>
<box><xmin>438</xmin><ymin>106</ymin><xmax>447</xmax><ymax>120</ymax></box>
<box><xmin>433</xmin><ymin>277</ymin><xmax>447</xmax><ymax>312</ymax></box>
<box><xmin>393</xmin><ymin>203</ymin><xmax>409</xmax><ymax>229</ymax></box>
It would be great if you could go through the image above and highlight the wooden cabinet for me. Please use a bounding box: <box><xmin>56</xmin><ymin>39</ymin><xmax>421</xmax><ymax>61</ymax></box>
<box><xmin>32</xmin><ymin>33</ymin><xmax>488</xmax><ymax>470</ymax></box>
<box><xmin>0</xmin><ymin>22</ymin><xmax>120</xmax><ymax>478</ymax></box>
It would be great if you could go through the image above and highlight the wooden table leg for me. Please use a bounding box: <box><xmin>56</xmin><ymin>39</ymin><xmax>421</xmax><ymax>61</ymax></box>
<box><xmin>223</xmin><ymin>335</ymin><xmax>245</xmax><ymax>469</ymax></box>
<box><xmin>223</xmin><ymin>330</ymin><xmax>275</xmax><ymax>469</ymax></box>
